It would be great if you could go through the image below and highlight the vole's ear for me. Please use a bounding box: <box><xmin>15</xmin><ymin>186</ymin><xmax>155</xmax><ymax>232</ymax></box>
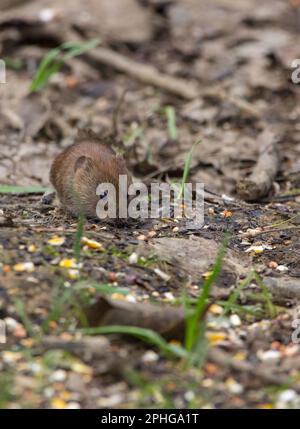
<box><xmin>74</xmin><ymin>156</ymin><xmax>93</xmax><ymax>173</ymax></box>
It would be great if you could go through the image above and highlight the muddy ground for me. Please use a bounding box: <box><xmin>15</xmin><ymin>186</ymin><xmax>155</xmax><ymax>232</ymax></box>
<box><xmin>0</xmin><ymin>0</ymin><xmax>300</xmax><ymax>409</ymax></box>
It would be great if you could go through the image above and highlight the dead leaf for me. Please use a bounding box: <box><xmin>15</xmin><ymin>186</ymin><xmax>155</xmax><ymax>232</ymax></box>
<box><xmin>18</xmin><ymin>92</ymin><xmax>50</xmax><ymax>139</ymax></box>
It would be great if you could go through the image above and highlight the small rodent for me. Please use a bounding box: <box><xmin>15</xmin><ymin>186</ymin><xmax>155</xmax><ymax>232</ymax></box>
<box><xmin>50</xmin><ymin>131</ymin><xmax>131</xmax><ymax>219</ymax></box>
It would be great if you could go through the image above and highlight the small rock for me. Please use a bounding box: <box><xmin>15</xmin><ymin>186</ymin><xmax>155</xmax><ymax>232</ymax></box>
<box><xmin>49</xmin><ymin>369</ymin><xmax>67</xmax><ymax>382</ymax></box>
<box><xmin>225</xmin><ymin>378</ymin><xmax>244</xmax><ymax>394</ymax></box>
<box><xmin>154</xmin><ymin>268</ymin><xmax>171</xmax><ymax>282</ymax></box>
<box><xmin>276</xmin><ymin>389</ymin><xmax>299</xmax><ymax>409</ymax></box>
<box><xmin>141</xmin><ymin>350</ymin><xmax>159</xmax><ymax>363</ymax></box>
<box><xmin>129</xmin><ymin>252</ymin><xmax>138</xmax><ymax>264</ymax></box>
<box><xmin>230</xmin><ymin>314</ymin><xmax>241</xmax><ymax>327</ymax></box>
<box><xmin>276</xmin><ymin>265</ymin><xmax>288</xmax><ymax>272</ymax></box>
<box><xmin>257</xmin><ymin>349</ymin><xmax>281</xmax><ymax>362</ymax></box>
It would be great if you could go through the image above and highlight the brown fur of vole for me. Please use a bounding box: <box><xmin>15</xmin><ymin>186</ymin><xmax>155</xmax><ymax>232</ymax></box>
<box><xmin>50</xmin><ymin>133</ymin><xmax>131</xmax><ymax>218</ymax></box>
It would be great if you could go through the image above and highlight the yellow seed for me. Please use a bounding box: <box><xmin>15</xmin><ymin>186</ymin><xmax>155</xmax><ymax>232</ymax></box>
<box><xmin>168</xmin><ymin>339</ymin><xmax>182</xmax><ymax>347</ymax></box>
<box><xmin>68</xmin><ymin>269</ymin><xmax>80</xmax><ymax>279</ymax></box>
<box><xmin>202</xmin><ymin>271</ymin><xmax>213</xmax><ymax>280</ymax></box>
<box><xmin>81</xmin><ymin>237</ymin><xmax>102</xmax><ymax>250</ymax></box>
<box><xmin>209</xmin><ymin>304</ymin><xmax>223</xmax><ymax>315</ymax></box>
<box><xmin>259</xmin><ymin>403</ymin><xmax>273</xmax><ymax>409</ymax></box>
<box><xmin>60</xmin><ymin>391</ymin><xmax>72</xmax><ymax>401</ymax></box>
<box><xmin>245</xmin><ymin>245</ymin><xmax>264</xmax><ymax>254</ymax></box>
<box><xmin>111</xmin><ymin>293</ymin><xmax>126</xmax><ymax>301</ymax></box>
<box><xmin>59</xmin><ymin>258</ymin><xmax>77</xmax><ymax>269</ymax></box>
<box><xmin>13</xmin><ymin>262</ymin><xmax>35</xmax><ymax>272</ymax></box>
<box><xmin>71</xmin><ymin>361</ymin><xmax>93</xmax><ymax>375</ymax></box>
<box><xmin>233</xmin><ymin>351</ymin><xmax>247</xmax><ymax>361</ymax></box>
<box><xmin>28</xmin><ymin>244</ymin><xmax>37</xmax><ymax>253</ymax></box>
<box><xmin>48</xmin><ymin>236</ymin><xmax>65</xmax><ymax>246</ymax></box>
<box><xmin>206</xmin><ymin>332</ymin><xmax>227</xmax><ymax>345</ymax></box>
<box><xmin>51</xmin><ymin>398</ymin><xmax>67</xmax><ymax>409</ymax></box>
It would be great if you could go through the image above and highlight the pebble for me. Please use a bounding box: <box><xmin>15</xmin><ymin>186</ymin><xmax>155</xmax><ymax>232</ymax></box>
<box><xmin>276</xmin><ymin>265</ymin><xmax>288</xmax><ymax>272</ymax></box>
<box><xmin>126</xmin><ymin>294</ymin><xmax>137</xmax><ymax>303</ymax></box>
<box><xmin>184</xmin><ymin>391</ymin><xmax>195</xmax><ymax>402</ymax></box>
<box><xmin>49</xmin><ymin>369</ymin><xmax>67</xmax><ymax>382</ymax></box>
<box><xmin>163</xmin><ymin>292</ymin><xmax>175</xmax><ymax>301</ymax></box>
<box><xmin>39</xmin><ymin>8</ymin><xmax>57</xmax><ymax>22</ymax></box>
<box><xmin>44</xmin><ymin>387</ymin><xmax>55</xmax><ymax>399</ymax></box>
<box><xmin>276</xmin><ymin>389</ymin><xmax>299</xmax><ymax>409</ymax></box>
<box><xmin>68</xmin><ymin>269</ymin><xmax>80</xmax><ymax>279</ymax></box>
<box><xmin>129</xmin><ymin>252</ymin><xmax>138</xmax><ymax>264</ymax></box>
<box><xmin>230</xmin><ymin>314</ymin><xmax>242</xmax><ymax>327</ymax></box>
<box><xmin>154</xmin><ymin>268</ymin><xmax>171</xmax><ymax>282</ymax></box>
<box><xmin>66</xmin><ymin>402</ymin><xmax>81</xmax><ymax>409</ymax></box>
<box><xmin>257</xmin><ymin>349</ymin><xmax>281</xmax><ymax>362</ymax></box>
<box><xmin>225</xmin><ymin>378</ymin><xmax>244</xmax><ymax>394</ymax></box>
<box><xmin>4</xmin><ymin>317</ymin><xmax>19</xmax><ymax>331</ymax></box>
<box><xmin>97</xmin><ymin>393</ymin><xmax>124</xmax><ymax>408</ymax></box>
<box><xmin>29</xmin><ymin>363</ymin><xmax>42</xmax><ymax>375</ymax></box>
<box><xmin>141</xmin><ymin>350</ymin><xmax>159</xmax><ymax>363</ymax></box>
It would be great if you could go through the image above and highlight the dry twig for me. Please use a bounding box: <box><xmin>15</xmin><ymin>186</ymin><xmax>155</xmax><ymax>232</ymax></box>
<box><xmin>237</xmin><ymin>130</ymin><xmax>280</xmax><ymax>201</ymax></box>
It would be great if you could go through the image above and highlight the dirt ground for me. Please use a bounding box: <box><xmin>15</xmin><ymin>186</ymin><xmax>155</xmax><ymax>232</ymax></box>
<box><xmin>0</xmin><ymin>0</ymin><xmax>300</xmax><ymax>409</ymax></box>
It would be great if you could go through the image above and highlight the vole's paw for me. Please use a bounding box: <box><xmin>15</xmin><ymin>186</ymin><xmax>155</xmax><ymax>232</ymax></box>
<box><xmin>40</xmin><ymin>191</ymin><xmax>56</xmax><ymax>205</ymax></box>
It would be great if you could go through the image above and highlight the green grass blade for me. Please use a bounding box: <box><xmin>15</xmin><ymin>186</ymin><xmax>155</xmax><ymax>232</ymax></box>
<box><xmin>177</xmin><ymin>139</ymin><xmax>201</xmax><ymax>200</ymax></box>
<box><xmin>30</xmin><ymin>39</ymin><xmax>100</xmax><ymax>92</ymax></box>
<box><xmin>217</xmin><ymin>300</ymin><xmax>263</xmax><ymax>317</ymax></box>
<box><xmin>14</xmin><ymin>299</ymin><xmax>37</xmax><ymax>339</ymax></box>
<box><xmin>62</xmin><ymin>38</ymin><xmax>100</xmax><ymax>60</ymax></box>
<box><xmin>185</xmin><ymin>235</ymin><xmax>228</xmax><ymax>352</ymax></box>
<box><xmin>268</xmin><ymin>213</ymin><xmax>300</xmax><ymax>228</ymax></box>
<box><xmin>186</xmin><ymin>320</ymin><xmax>208</xmax><ymax>368</ymax></box>
<box><xmin>0</xmin><ymin>185</ymin><xmax>50</xmax><ymax>194</ymax></box>
<box><xmin>164</xmin><ymin>105</ymin><xmax>178</xmax><ymax>140</ymax></box>
<box><xmin>42</xmin><ymin>287</ymin><xmax>74</xmax><ymax>334</ymax></box>
<box><xmin>32</xmin><ymin>61</ymin><xmax>62</xmax><ymax>92</ymax></box>
<box><xmin>74</xmin><ymin>213</ymin><xmax>85</xmax><ymax>262</ymax></box>
<box><xmin>30</xmin><ymin>47</ymin><xmax>62</xmax><ymax>91</ymax></box>
<box><xmin>81</xmin><ymin>325</ymin><xmax>187</xmax><ymax>359</ymax></box>
<box><xmin>222</xmin><ymin>271</ymin><xmax>256</xmax><ymax>316</ymax></box>
<box><xmin>74</xmin><ymin>281</ymin><xmax>129</xmax><ymax>296</ymax></box>
<box><xmin>254</xmin><ymin>271</ymin><xmax>277</xmax><ymax>318</ymax></box>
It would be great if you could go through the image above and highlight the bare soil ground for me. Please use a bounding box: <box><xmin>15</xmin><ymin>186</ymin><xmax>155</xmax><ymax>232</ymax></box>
<box><xmin>0</xmin><ymin>0</ymin><xmax>300</xmax><ymax>409</ymax></box>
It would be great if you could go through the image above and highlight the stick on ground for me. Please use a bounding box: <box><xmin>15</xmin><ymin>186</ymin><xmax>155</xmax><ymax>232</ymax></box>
<box><xmin>89</xmin><ymin>46</ymin><xmax>198</xmax><ymax>100</ymax></box>
<box><xmin>66</xmin><ymin>30</ymin><xmax>260</xmax><ymax>116</ymax></box>
<box><xmin>236</xmin><ymin>130</ymin><xmax>280</xmax><ymax>201</ymax></box>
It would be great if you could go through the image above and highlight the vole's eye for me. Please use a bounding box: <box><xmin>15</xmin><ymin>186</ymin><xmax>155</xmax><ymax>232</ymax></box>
<box><xmin>99</xmin><ymin>190</ymin><xmax>108</xmax><ymax>200</ymax></box>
